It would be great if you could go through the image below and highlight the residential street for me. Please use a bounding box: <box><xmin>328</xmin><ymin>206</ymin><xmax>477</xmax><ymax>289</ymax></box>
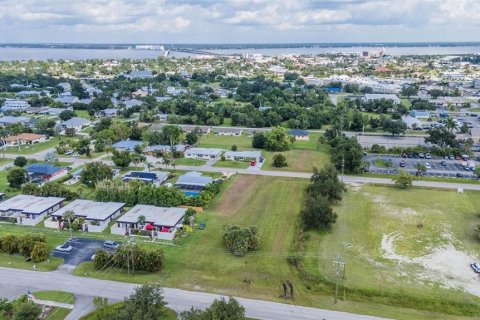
<box><xmin>0</xmin><ymin>267</ymin><xmax>388</xmax><ymax>320</ymax></box>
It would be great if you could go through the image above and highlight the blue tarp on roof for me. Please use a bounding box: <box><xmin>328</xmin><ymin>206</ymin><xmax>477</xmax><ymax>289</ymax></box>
<box><xmin>27</xmin><ymin>163</ymin><xmax>63</xmax><ymax>175</ymax></box>
<box><xmin>288</xmin><ymin>129</ymin><xmax>309</xmax><ymax>136</ymax></box>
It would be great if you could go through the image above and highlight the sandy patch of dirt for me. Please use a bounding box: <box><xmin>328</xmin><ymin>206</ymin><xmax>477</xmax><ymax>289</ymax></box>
<box><xmin>214</xmin><ymin>175</ymin><xmax>260</xmax><ymax>217</ymax></box>
<box><xmin>381</xmin><ymin>232</ymin><xmax>480</xmax><ymax>296</ymax></box>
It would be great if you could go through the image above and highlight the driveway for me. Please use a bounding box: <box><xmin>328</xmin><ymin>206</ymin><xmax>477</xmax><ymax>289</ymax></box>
<box><xmin>51</xmin><ymin>238</ymin><xmax>106</xmax><ymax>267</ymax></box>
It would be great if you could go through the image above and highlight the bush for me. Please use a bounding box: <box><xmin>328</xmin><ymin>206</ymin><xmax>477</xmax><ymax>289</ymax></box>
<box><xmin>94</xmin><ymin>246</ymin><xmax>164</xmax><ymax>272</ymax></box>
<box><xmin>223</xmin><ymin>226</ymin><xmax>259</xmax><ymax>256</ymax></box>
<box><xmin>13</xmin><ymin>156</ymin><xmax>28</xmax><ymax>167</ymax></box>
<box><xmin>7</xmin><ymin>167</ymin><xmax>28</xmax><ymax>189</ymax></box>
<box><xmin>31</xmin><ymin>242</ymin><xmax>49</xmax><ymax>262</ymax></box>
<box><xmin>272</xmin><ymin>153</ymin><xmax>287</xmax><ymax>167</ymax></box>
<box><xmin>93</xmin><ymin>249</ymin><xmax>111</xmax><ymax>270</ymax></box>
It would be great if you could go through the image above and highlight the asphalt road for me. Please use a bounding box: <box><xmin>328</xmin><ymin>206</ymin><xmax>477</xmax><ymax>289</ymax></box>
<box><xmin>0</xmin><ymin>267</ymin><xmax>388</xmax><ymax>320</ymax></box>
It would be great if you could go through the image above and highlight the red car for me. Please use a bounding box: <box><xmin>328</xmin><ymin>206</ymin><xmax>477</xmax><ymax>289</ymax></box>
<box><xmin>250</xmin><ymin>161</ymin><xmax>256</xmax><ymax>166</ymax></box>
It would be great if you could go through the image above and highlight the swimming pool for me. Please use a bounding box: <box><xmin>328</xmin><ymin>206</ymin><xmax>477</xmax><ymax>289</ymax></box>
<box><xmin>184</xmin><ymin>191</ymin><xmax>200</xmax><ymax>197</ymax></box>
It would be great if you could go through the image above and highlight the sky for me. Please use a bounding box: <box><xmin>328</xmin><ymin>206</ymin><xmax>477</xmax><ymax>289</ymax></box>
<box><xmin>0</xmin><ymin>0</ymin><xmax>479</xmax><ymax>44</ymax></box>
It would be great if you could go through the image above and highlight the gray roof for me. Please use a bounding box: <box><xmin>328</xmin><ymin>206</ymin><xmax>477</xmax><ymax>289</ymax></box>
<box><xmin>0</xmin><ymin>116</ymin><xmax>30</xmax><ymax>124</ymax></box>
<box><xmin>175</xmin><ymin>171</ymin><xmax>213</xmax><ymax>187</ymax></box>
<box><xmin>0</xmin><ymin>195</ymin><xmax>64</xmax><ymax>215</ymax></box>
<box><xmin>186</xmin><ymin>148</ymin><xmax>223</xmax><ymax>156</ymax></box>
<box><xmin>117</xmin><ymin>204</ymin><xmax>186</xmax><ymax>227</ymax></box>
<box><xmin>224</xmin><ymin>150</ymin><xmax>262</xmax><ymax>159</ymax></box>
<box><xmin>51</xmin><ymin>200</ymin><xmax>125</xmax><ymax>221</ymax></box>
<box><xmin>61</xmin><ymin>117</ymin><xmax>91</xmax><ymax>128</ymax></box>
<box><xmin>144</xmin><ymin>144</ymin><xmax>187</xmax><ymax>153</ymax></box>
<box><xmin>365</xmin><ymin>94</ymin><xmax>401</xmax><ymax>104</ymax></box>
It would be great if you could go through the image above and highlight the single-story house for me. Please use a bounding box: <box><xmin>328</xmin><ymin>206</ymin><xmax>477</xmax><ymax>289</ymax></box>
<box><xmin>27</xmin><ymin>163</ymin><xmax>67</xmax><ymax>183</ymax></box>
<box><xmin>95</xmin><ymin>108</ymin><xmax>119</xmax><ymax>118</ymax></box>
<box><xmin>61</xmin><ymin>117</ymin><xmax>91</xmax><ymax>132</ymax></box>
<box><xmin>185</xmin><ymin>148</ymin><xmax>223</xmax><ymax>160</ymax></box>
<box><xmin>214</xmin><ymin>128</ymin><xmax>243</xmax><ymax>136</ymax></box>
<box><xmin>1</xmin><ymin>99</ymin><xmax>30</xmax><ymax>111</ymax></box>
<box><xmin>47</xmin><ymin>200</ymin><xmax>125</xmax><ymax>232</ymax></box>
<box><xmin>224</xmin><ymin>150</ymin><xmax>262</xmax><ymax>162</ymax></box>
<box><xmin>111</xmin><ymin>140</ymin><xmax>143</xmax><ymax>151</ymax></box>
<box><xmin>123</xmin><ymin>70</ymin><xmax>154</xmax><ymax>79</ymax></box>
<box><xmin>111</xmin><ymin>204</ymin><xmax>187</xmax><ymax>240</ymax></box>
<box><xmin>288</xmin><ymin>129</ymin><xmax>310</xmax><ymax>141</ymax></box>
<box><xmin>0</xmin><ymin>116</ymin><xmax>30</xmax><ymax>126</ymax></box>
<box><xmin>3</xmin><ymin>133</ymin><xmax>47</xmax><ymax>146</ymax></box>
<box><xmin>175</xmin><ymin>171</ymin><xmax>213</xmax><ymax>192</ymax></box>
<box><xmin>144</xmin><ymin>144</ymin><xmax>187</xmax><ymax>155</ymax></box>
<box><xmin>157</xmin><ymin>113</ymin><xmax>169</xmax><ymax>121</ymax></box>
<box><xmin>182</xmin><ymin>125</ymin><xmax>211</xmax><ymax>135</ymax></box>
<box><xmin>54</xmin><ymin>96</ymin><xmax>79</xmax><ymax>106</ymax></box>
<box><xmin>0</xmin><ymin>195</ymin><xmax>64</xmax><ymax>226</ymax></box>
<box><xmin>410</xmin><ymin>110</ymin><xmax>430</xmax><ymax>119</ymax></box>
<box><xmin>123</xmin><ymin>99</ymin><xmax>144</xmax><ymax>108</ymax></box>
<box><xmin>122</xmin><ymin>171</ymin><xmax>169</xmax><ymax>185</ymax></box>
<box><xmin>364</xmin><ymin>93</ymin><xmax>401</xmax><ymax>105</ymax></box>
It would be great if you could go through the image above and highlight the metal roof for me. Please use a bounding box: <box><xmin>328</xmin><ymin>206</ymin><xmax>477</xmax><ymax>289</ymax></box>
<box><xmin>51</xmin><ymin>200</ymin><xmax>125</xmax><ymax>221</ymax></box>
<box><xmin>27</xmin><ymin>163</ymin><xmax>63</xmax><ymax>175</ymax></box>
<box><xmin>117</xmin><ymin>204</ymin><xmax>186</xmax><ymax>227</ymax></box>
<box><xmin>0</xmin><ymin>195</ymin><xmax>65</xmax><ymax>214</ymax></box>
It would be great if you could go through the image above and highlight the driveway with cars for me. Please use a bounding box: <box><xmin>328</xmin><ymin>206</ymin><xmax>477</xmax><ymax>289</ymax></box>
<box><xmin>51</xmin><ymin>238</ymin><xmax>106</xmax><ymax>266</ymax></box>
<box><xmin>365</xmin><ymin>154</ymin><xmax>479</xmax><ymax>179</ymax></box>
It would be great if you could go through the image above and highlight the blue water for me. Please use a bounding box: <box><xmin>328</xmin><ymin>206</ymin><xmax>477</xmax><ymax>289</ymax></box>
<box><xmin>184</xmin><ymin>191</ymin><xmax>200</xmax><ymax>197</ymax></box>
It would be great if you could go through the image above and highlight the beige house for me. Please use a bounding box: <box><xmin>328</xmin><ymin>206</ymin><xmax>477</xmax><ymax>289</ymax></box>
<box><xmin>3</xmin><ymin>133</ymin><xmax>47</xmax><ymax>146</ymax></box>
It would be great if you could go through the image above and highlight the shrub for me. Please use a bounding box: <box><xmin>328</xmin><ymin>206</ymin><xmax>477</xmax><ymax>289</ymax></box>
<box><xmin>1</xmin><ymin>235</ymin><xmax>19</xmax><ymax>254</ymax></box>
<box><xmin>93</xmin><ymin>249</ymin><xmax>111</xmax><ymax>270</ymax></box>
<box><xmin>31</xmin><ymin>242</ymin><xmax>49</xmax><ymax>262</ymax></box>
<box><xmin>223</xmin><ymin>226</ymin><xmax>259</xmax><ymax>256</ymax></box>
<box><xmin>272</xmin><ymin>153</ymin><xmax>287</xmax><ymax>167</ymax></box>
<box><xmin>13</xmin><ymin>156</ymin><xmax>28</xmax><ymax>167</ymax></box>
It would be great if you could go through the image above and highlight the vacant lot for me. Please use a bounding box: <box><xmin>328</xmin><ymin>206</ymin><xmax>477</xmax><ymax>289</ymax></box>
<box><xmin>198</xmin><ymin>132</ymin><xmax>254</xmax><ymax>150</ymax></box>
<box><xmin>302</xmin><ymin>184</ymin><xmax>480</xmax><ymax>318</ymax></box>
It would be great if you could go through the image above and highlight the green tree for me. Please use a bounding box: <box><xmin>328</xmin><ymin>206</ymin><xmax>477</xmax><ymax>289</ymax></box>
<box><xmin>223</xmin><ymin>226</ymin><xmax>260</xmax><ymax>256</ymax></box>
<box><xmin>112</xmin><ymin>150</ymin><xmax>132</xmax><ymax>168</ymax></box>
<box><xmin>425</xmin><ymin>128</ymin><xmax>457</xmax><ymax>148</ymax></box>
<box><xmin>231</xmin><ymin>144</ymin><xmax>238</xmax><ymax>151</ymax></box>
<box><xmin>13</xmin><ymin>302</ymin><xmax>41</xmax><ymax>320</ymax></box>
<box><xmin>93</xmin><ymin>296</ymin><xmax>109</xmax><ymax>320</ymax></box>
<box><xmin>31</xmin><ymin>242</ymin><xmax>49</xmax><ymax>262</ymax></box>
<box><xmin>309</xmin><ymin>164</ymin><xmax>346</xmax><ymax>203</ymax></box>
<box><xmin>7</xmin><ymin>167</ymin><xmax>28</xmax><ymax>189</ymax></box>
<box><xmin>301</xmin><ymin>193</ymin><xmax>337</xmax><ymax>230</ymax></box>
<box><xmin>121</xmin><ymin>285</ymin><xmax>166</xmax><ymax>320</ymax></box>
<box><xmin>252</xmin><ymin>132</ymin><xmax>266</xmax><ymax>149</ymax></box>
<box><xmin>80</xmin><ymin>162</ymin><xmax>113</xmax><ymax>187</ymax></box>
<box><xmin>329</xmin><ymin>136</ymin><xmax>364</xmax><ymax>174</ymax></box>
<box><xmin>162</xmin><ymin>124</ymin><xmax>183</xmax><ymax>147</ymax></box>
<box><xmin>263</xmin><ymin>126</ymin><xmax>290</xmax><ymax>151</ymax></box>
<box><xmin>392</xmin><ymin>170</ymin><xmax>415</xmax><ymax>189</ymax></box>
<box><xmin>415</xmin><ymin>163</ymin><xmax>427</xmax><ymax>176</ymax></box>
<box><xmin>180</xmin><ymin>297</ymin><xmax>246</xmax><ymax>320</ymax></box>
<box><xmin>13</xmin><ymin>156</ymin><xmax>28</xmax><ymax>167</ymax></box>
<box><xmin>185</xmin><ymin>132</ymin><xmax>199</xmax><ymax>145</ymax></box>
<box><xmin>272</xmin><ymin>153</ymin><xmax>287</xmax><ymax>167</ymax></box>
<box><xmin>474</xmin><ymin>167</ymin><xmax>480</xmax><ymax>178</ymax></box>
<box><xmin>59</xmin><ymin>109</ymin><xmax>76</xmax><ymax>121</ymax></box>
<box><xmin>63</xmin><ymin>210</ymin><xmax>75</xmax><ymax>238</ymax></box>
<box><xmin>444</xmin><ymin>117</ymin><xmax>458</xmax><ymax>132</ymax></box>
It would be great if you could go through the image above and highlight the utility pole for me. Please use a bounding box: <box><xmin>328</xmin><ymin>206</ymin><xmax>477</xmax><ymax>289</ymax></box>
<box><xmin>341</xmin><ymin>158</ymin><xmax>345</xmax><ymax>182</ymax></box>
<box><xmin>333</xmin><ymin>254</ymin><xmax>346</xmax><ymax>304</ymax></box>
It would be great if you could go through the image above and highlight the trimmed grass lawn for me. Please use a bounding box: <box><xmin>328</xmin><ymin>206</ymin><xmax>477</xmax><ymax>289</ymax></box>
<box><xmin>213</xmin><ymin>160</ymin><xmax>251</xmax><ymax>169</ymax></box>
<box><xmin>0</xmin><ymin>252</ymin><xmax>63</xmax><ymax>271</ymax></box>
<box><xmin>262</xmin><ymin>141</ymin><xmax>330</xmax><ymax>172</ymax></box>
<box><xmin>198</xmin><ymin>132</ymin><xmax>254</xmax><ymax>150</ymax></box>
<box><xmin>80</xmin><ymin>302</ymin><xmax>177</xmax><ymax>320</ymax></box>
<box><xmin>173</xmin><ymin>158</ymin><xmax>206</xmax><ymax>166</ymax></box>
<box><xmin>4</xmin><ymin>137</ymin><xmax>61</xmax><ymax>155</ymax></box>
<box><xmin>0</xmin><ymin>157</ymin><xmax>12</xmax><ymax>166</ymax></box>
<box><xmin>34</xmin><ymin>290</ymin><xmax>75</xmax><ymax>304</ymax></box>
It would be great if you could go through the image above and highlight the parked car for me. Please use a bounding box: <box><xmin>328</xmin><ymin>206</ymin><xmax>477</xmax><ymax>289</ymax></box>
<box><xmin>401</xmin><ymin>153</ymin><xmax>407</xmax><ymax>158</ymax></box>
<box><xmin>449</xmin><ymin>154</ymin><xmax>455</xmax><ymax>160</ymax></box>
<box><xmin>55</xmin><ymin>243</ymin><xmax>73</xmax><ymax>252</ymax></box>
<box><xmin>418</xmin><ymin>153</ymin><xmax>425</xmax><ymax>158</ymax></box>
<box><xmin>399</xmin><ymin>161</ymin><xmax>406</xmax><ymax>167</ymax></box>
<box><xmin>440</xmin><ymin>160</ymin><xmax>447</xmax><ymax>166</ymax></box>
<box><xmin>425</xmin><ymin>153</ymin><xmax>432</xmax><ymax>159</ymax></box>
<box><xmin>425</xmin><ymin>162</ymin><xmax>431</xmax><ymax>169</ymax></box>
<box><xmin>471</xmin><ymin>262</ymin><xmax>480</xmax><ymax>273</ymax></box>
<box><xmin>456</xmin><ymin>173</ymin><xmax>465</xmax><ymax>178</ymax></box>
<box><xmin>103</xmin><ymin>240</ymin><xmax>120</xmax><ymax>249</ymax></box>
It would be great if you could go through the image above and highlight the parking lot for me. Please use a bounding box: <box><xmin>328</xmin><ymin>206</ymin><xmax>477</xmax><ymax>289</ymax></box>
<box><xmin>366</xmin><ymin>154</ymin><xmax>479</xmax><ymax>179</ymax></box>
<box><xmin>50</xmin><ymin>238</ymin><xmax>107</xmax><ymax>266</ymax></box>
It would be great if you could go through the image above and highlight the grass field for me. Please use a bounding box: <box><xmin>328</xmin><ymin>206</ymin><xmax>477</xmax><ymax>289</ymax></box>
<box><xmin>0</xmin><ymin>157</ymin><xmax>12</xmax><ymax>166</ymax></box>
<box><xmin>198</xmin><ymin>132</ymin><xmax>254</xmax><ymax>150</ymax></box>
<box><xmin>213</xmin><ymin>160</ymin><xmax>251</xmax><ymax>169</ymax></box>
<box><xmin>3</xmin><ymin>137</ymin><xmax>61</xmax><ymax>155</ymax></box>
<box><xmin>34</xmin><ymin>290</ymin><xmax>75</xmax><ymax>319</ymax></box>
<box><xmin>301</xmin><ymin>184</ymin><xmax>480</xmax><ymax>318</ymax></box>
<box><xmin>173</xmin><ymin>158</ymin><xmax>206</xmax><ymax>166</ymax></box>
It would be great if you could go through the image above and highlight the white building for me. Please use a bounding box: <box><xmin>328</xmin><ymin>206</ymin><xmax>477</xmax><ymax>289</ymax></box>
<box><xmin>1</xmin><ymin>99</ymin><xmax>30</xmax><ymax>111</ymax></box>
<box><xmin>185</xmin><ymin>148</ymin><xmax>223</xmax><ymax>160</ymax></box>
<box><xmin>0</xmin><ymin>195</ymin><xmax>65</xmax><ymax>226</ymax></box>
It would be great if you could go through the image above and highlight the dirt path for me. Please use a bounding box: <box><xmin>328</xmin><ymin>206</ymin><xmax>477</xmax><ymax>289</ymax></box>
<box><xmin>214</xmin><ymin>175</ymin><xmax>260</xmax><ymax>217</ymax></box>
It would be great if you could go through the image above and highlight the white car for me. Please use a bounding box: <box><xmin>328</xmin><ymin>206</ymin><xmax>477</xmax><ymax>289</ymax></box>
<box><xmin>425</xmin><ymin>162</ymin><xmax>432</xmax><ymax>169</ymax></box>
<box><xmin>103</xmin><ymin>240</ymin><xmax>120</xmax><ymax>250</ymax></box>
<box><xmin>55</xmin><ymin>243</ymin><xmax>73</xmax><ymax>252</ymax></box>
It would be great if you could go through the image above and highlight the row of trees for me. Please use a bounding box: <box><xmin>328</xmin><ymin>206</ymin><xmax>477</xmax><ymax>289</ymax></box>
<box><xmin>93</xmin><ymin>245</ymin><xmax>164</xmax><ymax>272</ymax></box>
<box><xmin>301</xmin><ymin>165</ymin><xmax>346</xmax><ymax>230</ymax></box>
<box><xmin>22</xmin><ymin>183</ymin><xmax>79</xmax><ymax>201</ymax></box>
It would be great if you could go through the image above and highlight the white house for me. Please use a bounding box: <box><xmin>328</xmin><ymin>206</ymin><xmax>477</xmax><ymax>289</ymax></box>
<box><xmin>224</xmin><ymin>150</ymin><xmax>262</xmax><ymax>162</ymax></box>
<box><xmin>185</xmin><ymin>148</ymin><xmax>223</xmax><ymax>160</ymax></box>
<box><xmin>0</xmin><ymin>195</ymin><xmax>65</xmax><ymax>226</ymax></box>
<box><xmin>214</xmin><ymin>128</ymin><xmax>243</xmax><ymax>136</ymax></box>
<box><xmin>46</xmin><ymin>200</ymin><xmax>125</xmax><ymax>232</ymax></box>
<box><xmin>61</xmin><ymin>117</ymin><xmax>91</xmax><ymax>132</ymax></box>
<box><xmin>1</xmin><ymin>99</ymin><xmax>30</xmax><ymax>111</ymax></box>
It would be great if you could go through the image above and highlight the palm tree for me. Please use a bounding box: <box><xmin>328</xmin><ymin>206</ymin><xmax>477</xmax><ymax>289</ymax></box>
<box><xmin>444</xmin><ymin>118</ymin><xmax>457</xmax><ymax>132</ymax></box>
<box><xmin>63</xmin><ymin>210</ymin><xmax>75</xmax><ymax>239</ymax></box>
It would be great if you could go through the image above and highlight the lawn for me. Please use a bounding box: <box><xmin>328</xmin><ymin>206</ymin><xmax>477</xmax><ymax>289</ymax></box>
<box><xmin>34</xmin><ymin>290</ymin><xmax>75</xmax><ymax>319</ymax></box>
<box><xmin>198</xmin><ymin>132</ymin><xmax>254</xmax><ymax>150</ymax></box>
<box><xmin>0</xmin><ymin>157</ymin><xmax>12</xmax><ymax>166</ymax></box>
<box><xmin>300</xmin><ymin>184</ymin><xmax>480</xmax><ymax>318</ymax></box>
<box><xmin>173</xmin><ymin>158</ymin><xmax>206</xmax><ymax>166</ymax></box>
<box><xmin>0</xmin><ymin>169</ymin><xmax>22</xmax><ymax>197</ymax></box>
<box><xmin>3</xmin><ymin>137</ymin><xmax>61</xmax><ymax>155</ymax></box>
<box><xmin>213</xmin><ymin>160</ymin><xmax>251</xmax><ymax>169</ymax></box>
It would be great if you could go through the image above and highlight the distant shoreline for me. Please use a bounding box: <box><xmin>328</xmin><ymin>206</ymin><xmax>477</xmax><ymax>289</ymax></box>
<box><xmin>1</xmin><ymin>42</ymin><xmax>480</xmax><ymax>51</ymax></box>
